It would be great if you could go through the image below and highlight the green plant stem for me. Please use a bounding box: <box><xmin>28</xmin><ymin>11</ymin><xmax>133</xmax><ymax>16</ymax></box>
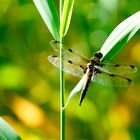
<box><xmin>60</xmin><ymin>37</ymin><xmax>65</xmax><ymax>140</ymax></box>
<box><xmin>60</xmin><ymin>0</ymin><xmax>65</xmax><ymax>140</ymax></box>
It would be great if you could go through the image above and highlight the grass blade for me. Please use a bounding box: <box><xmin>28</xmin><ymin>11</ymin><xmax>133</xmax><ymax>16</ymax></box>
<box><xmin>100</xmin><ymin>11</ymin><xmax>140</xmax><ymax>61</ymax></box>
<box><xmin>0</xmin><ymin>117</ymin><xmax>21</xmax><ymax>140</ymax></box>
<box><xmin>60</xmin><ymin>0</ymin><xmax>74</xmax><ymax>37</ymax></box>
<box><xmin>33</xmin><ymin>0</ymin><xmax>59</xmax><ymax>40</ymax></box>
<box><xmin>63</xmin><ymin>74</ymin><xmax>86</xmax><ymax>108</ymax></box>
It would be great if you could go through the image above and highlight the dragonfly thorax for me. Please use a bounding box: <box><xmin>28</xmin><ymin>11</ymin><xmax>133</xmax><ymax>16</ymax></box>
<box><xmin>87</xmin><ymin>60</ymin><xmax>96</xmax><ymax>72</ymax></box>
<box><xmin>86</xmin><ymin>58</ymin><xmax>101</xmax><ymax>74</ymax></box>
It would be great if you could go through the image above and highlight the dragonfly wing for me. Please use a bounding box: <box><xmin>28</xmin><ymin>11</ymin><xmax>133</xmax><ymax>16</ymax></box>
<box><xmin>50</xmin><ymin>40</ymin><xmax>90</xmax><ymax>64</ymax></box>
<box><xmin>92</xmin><ymin>70</ymin><xmax>133</xmax><ymax>87</ymax></box>
<box><xmin>48</xmin><ymin>55</ymin><xmax>84</xmax><ymax>78</ymax></box>
<box><xmin>95</xmin><ymin>63</ymin><xmax>137</xmax><ymax>75</ymax></box>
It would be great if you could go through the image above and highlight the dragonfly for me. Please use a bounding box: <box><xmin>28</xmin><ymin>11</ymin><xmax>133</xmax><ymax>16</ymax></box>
<box><xmin>48</xmin><ymin>40</ymin><xmax>137</xmax><ymax>106</ymax></box>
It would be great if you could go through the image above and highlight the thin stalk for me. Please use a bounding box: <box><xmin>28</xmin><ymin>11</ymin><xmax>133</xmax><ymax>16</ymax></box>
<box><xmin>60</xmin><ymin>37</ymin><xmax>65</xmax><ymax>140</ymax></box>
<box><xmin>60</xmin><ymin>0</ymin><xmax>65</xmax><ymax>140</ymax></box>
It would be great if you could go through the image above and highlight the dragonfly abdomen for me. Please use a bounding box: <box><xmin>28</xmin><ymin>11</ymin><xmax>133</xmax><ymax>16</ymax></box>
<box><xmin>79</xmin><ymin>67</ymin><xmax>93</xmax><ymax>105</ymax></box>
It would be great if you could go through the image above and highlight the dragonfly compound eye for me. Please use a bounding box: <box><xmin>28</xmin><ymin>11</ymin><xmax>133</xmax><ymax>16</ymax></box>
<box><xmin>94</xmin><ymin>52</ymin><xmax>103</xmax><ymax>59</ymax></box>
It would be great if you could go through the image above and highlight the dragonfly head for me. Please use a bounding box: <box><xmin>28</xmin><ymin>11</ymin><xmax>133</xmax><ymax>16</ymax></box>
<box><xmin>94</xmin><ymin>52</ymin><xmax>103</xmax><ymax>59</ymax></box>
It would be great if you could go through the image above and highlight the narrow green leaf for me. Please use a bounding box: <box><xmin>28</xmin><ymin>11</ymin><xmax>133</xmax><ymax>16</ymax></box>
<box><xmin>33</xmin><ymin>0</ymin><xmax>59</xmax><ymax>40</ymax></box>
<box><xmin>100</xmin><ymin>11</ymin><xmax>140</xmax><ymax>61</ymax></box>
<box><xmin>60</xmin><ymin>0</ymin><xmax>74</xmax><ymax>37</ymax></box>
<box><xmin>63</xmin><ymin>74</ymin><xmax>86</xmax><ymax>109</ymax></box>
<box><xmin>0</xmin><ymin>117</ymin><xmax>21</xmax><ymax>140</ymax></box>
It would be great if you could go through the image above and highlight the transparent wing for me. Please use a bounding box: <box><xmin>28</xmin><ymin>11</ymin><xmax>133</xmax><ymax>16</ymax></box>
<box><xmin>50</xmin><ymin>40</ymin><xmax>90</xmax><ymax>64</ymax></box>
<box><xmin>48</xmin><ymin>55</ymin><xmax>85</xmax><ymax>78</ymax></box>
<box><xmin>92</xmin><ymin>70</ymin><xmax>133</xmax><ymax>87</ymax></box>
<box><xmin>95</xmin><ymin>62</ymin><xmax>137</xmax><ymax>75</ymax></box>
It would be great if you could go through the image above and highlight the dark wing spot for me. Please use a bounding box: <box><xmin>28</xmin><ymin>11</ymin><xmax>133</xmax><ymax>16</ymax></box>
<box><xmin>80</xmin><ymin>65</ymin><xmax>84</xmax><ymax>69</ymax></box>
<box><xmin>127</xmin><ymin>78</ymin><xmax>132</xmax><ymax>82</ymax></box>
<box><xmin>52</xmin><ymin>55</ymin><xmax>57</xmax><ymax>57</ymax></box>
<box><xmin>54</xmin><ymin>40</ymin><xmax>60</xmax><ymax>44</ymax></box>
<box><xmin>68</xmin><ymin>60</ymin><xmax>72</xmax><ymax>64</ymax></box>
<box><xmin>115</xmin><ymin>64</ymin><xmax>120</xmax><ymax>67</ymax></box>
<box><xmin>109</xmin><ymin>74</ymin><xmax>115</xmax><ymax>77</ymax></box>
<box><xmin>130</xmin><ymin>65</ymin><xmax>135</xmax><ymax>68</ymax></box>
<box><xmin>68</xmin><ymin>48</ymin><xmax>73</xmax><ymax>52</ymax></box>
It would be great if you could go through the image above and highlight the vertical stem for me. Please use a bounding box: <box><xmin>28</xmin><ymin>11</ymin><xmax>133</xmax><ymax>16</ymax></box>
<box><xmin>60</xmin><ymin>0</ymin><xmax>65</xmax><ymax>140</ymax></box>
<box><xmin>60</xmin><ymin>37</ymin><xmax>65</xmax><ymax>140</ymax></box>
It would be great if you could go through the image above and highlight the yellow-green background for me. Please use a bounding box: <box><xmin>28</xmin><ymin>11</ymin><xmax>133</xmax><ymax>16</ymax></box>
<box><xmin>0</xmin><ymin>0</ymin><xmax>140</xmax><ymax>139</ymax></box>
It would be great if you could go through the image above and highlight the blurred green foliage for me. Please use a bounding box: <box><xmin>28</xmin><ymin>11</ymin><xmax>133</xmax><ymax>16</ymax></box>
<box><xmin>0</xmin><ymin>0</ymin><xmax>140</xmax><ymax>139</ymax></box>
